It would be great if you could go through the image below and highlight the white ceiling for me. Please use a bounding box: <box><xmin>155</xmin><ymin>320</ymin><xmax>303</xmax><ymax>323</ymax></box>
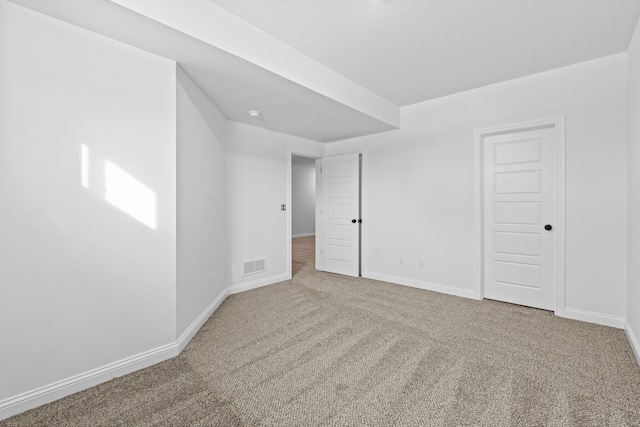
<box><xmin>9</xmin><ymin>0</ymin><xmax>640</xmax><ymax>142</ymax></box>
<box><xmin>208</xmin><ymin>0</ymin><xmax>640</xmax><ymax>106</ymax></box>
<box><xmin>9</xmin><ymin>0</ymin><xmax>398</xmax><ymax>142</ymax></box>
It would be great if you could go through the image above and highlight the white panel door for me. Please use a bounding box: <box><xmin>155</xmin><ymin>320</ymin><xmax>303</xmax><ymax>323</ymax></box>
<box><xmin>483</xmin><ymin>128</ymin><xmax>556</xmax><ymax>310</ymax></box>
<box><xmin>316</xmin><ymin>153</ymin><xmax>361</xmax><ymax>277</ymax></box>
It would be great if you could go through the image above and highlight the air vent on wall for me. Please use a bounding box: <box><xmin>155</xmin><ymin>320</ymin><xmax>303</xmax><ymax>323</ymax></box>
<box><xmin>243</xmin><ymin>258</ymin><xmax>266</xmax><ymax>276</ymax></box>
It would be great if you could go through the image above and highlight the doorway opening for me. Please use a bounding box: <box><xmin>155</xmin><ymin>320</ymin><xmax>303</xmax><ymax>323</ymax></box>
<box><xmin>290</xmin><ymin>154</ymin><xmax>319</xmax><ymax>278</ymax></box>
<box><xmin>287</xmin><ymin>152</ymin><xmax>363</xmax><ymax>280</ymax></box>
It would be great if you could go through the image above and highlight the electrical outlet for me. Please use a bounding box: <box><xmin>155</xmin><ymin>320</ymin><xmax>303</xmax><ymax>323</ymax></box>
<box><xmin>419</xmin><ymin>259</ymin><xmax>425</xmax><ymax>268</ymax></box>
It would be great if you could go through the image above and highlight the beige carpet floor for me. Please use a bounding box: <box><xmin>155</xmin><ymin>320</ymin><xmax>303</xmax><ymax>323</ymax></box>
<box><xmin>3</xmin><ymin>236</ymin><xmax>640</xmax><ymax>426</ymax></box>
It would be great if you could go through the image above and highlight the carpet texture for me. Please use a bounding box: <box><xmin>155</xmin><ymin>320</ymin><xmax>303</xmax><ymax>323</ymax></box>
<box><xmin>3</xmin><ymin>236</ymin><xmax>640</xmax><ymax>426</ymax></box>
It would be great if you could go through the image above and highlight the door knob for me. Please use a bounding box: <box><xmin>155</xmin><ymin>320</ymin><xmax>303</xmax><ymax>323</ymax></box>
<box><xmin>544</xmin><ymin>224</ymin><xmax>553</xmax><ymax>231</ymax></box>
<box><xmin>351</xmin><ymin>219</ymin><xmax>357</xmax><ymax>223</ymax></box>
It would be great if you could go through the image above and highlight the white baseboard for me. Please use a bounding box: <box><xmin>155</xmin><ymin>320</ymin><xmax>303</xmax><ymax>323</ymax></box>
<box><xmin>0</xmin><ymin>342</ymin><xmax>180</xmax><ymax>421</ymax></box>
<box><xmin>176</xmin><ymin>288</ymin><xmax>229</xmax><ymax>351</ymax></box>
<box><xmin>625</xmin><ymin>321</ymin><xmax>640</xmax><ymax>367</ymax></box>
<box><xmin>562</xmin><ymin>307</ymin><xmax>625</xmax><ymax>329</ymax></box>
<box><xmin>2</xmin><ymin>272</ymin><xmax>634</xmax><ymax>422</ymax></box>
<box><xmin>364</xmin><ymin>271</ymin><xmax>476</xmax><ymax>300</ymax></box>
<box><xmin>0</xmin><ymin>273</ymin><xmax>293</xmax><ymax>422</ymax></box>
<box><xmin>227</xmin><ymin>272</ymin><xmax>291</xmax><ymax>295</ymax></box>
<box><xmin>292</xmin><ymin>233</ymin><xmax>315</xmax><ymax>239</ymax></box>
<box><xmin>0</xmin><ymin>287</ymin><xmax>230</xmax><ymax>422</ymax></box>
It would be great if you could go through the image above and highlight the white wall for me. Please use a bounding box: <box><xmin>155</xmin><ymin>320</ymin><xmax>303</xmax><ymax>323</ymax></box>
<box><xmin>327</xmin><ymin>54</ymin><xmax>629</xmax><ymax>325</ymax></box>
<box><xmin>0</xmin><ymin>1</ymin><xmax>176</xmax><ymax>401</ymax></box>
<box><xmin>627</xmin><ymin>17</ymin><xmax>640</xmax><ymax>357</ymax></box>
<box><xmin>291</xmin><ymin>156</ymin><xmax>316</xmax><ymax>237</ymax></box>
<box><xmin>227</xmin><ymin>123</ymin><xmax>324</xmax><ymax>291</ymax></box>
<box><xmin>176</xmin><ymin>66</ymin><xmax>228</xmax><ymax>338</ymax></box>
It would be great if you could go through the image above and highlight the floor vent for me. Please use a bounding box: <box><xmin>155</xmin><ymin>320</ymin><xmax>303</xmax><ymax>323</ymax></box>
<box><xmin>243</xmin><ymin>258</ymin><xmax>266</xmax><ymax>276</ymax></box>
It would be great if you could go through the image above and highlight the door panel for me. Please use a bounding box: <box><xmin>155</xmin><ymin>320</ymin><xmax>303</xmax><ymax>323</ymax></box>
<box><xmin>327</xmin><ymin>245</ymin><xmax>352</xmax><ymax>263</ymax></box>
<box><xmin>494</xmin><ymin>138</ymin><xmax>540</xmax><ymax>164</ymax></box>
<box><xmin>484</xmin><ymin>127</ymin><xmax>556</xmax><ymax>310</ymax></box>
<box><xmin>328</xmin><ymin>182</ymin><xmax>352</xmax><ymax>198</ymax></box>
<box><xmin>493</xmin><ymin>232</ymin><xmax>540</xmax><ymax>256</ymax></box>
<box><xmin>494</xmin><ymin>170</ymin><xmax>540</xmax><ymax>194</ymax></box>
<box><xmin>493</xmin><ymin>202</ymin><xmax>540</xmax><ymax>224</ymax></box>
<box><xmin>328</xmin><ymin>203</ymin><xmax>352</xmax><ymax>219</ymax></box>
<box><xmin>327</xmin><ymin>224</ymin><xmax>351</xmax><ymax>241</ymax></box>
<box><xmin>316</xmin><ymin>153</ymin><xmax>361</xmax><ymax>277</ymax></box>
<box><xmin>493</xmin><ymin>261</ymin><xmax>540</xmax><ymax>289</ymax></box>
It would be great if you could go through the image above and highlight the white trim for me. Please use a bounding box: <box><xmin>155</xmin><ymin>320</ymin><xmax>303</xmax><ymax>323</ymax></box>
<box><xmin>292</xmin><ymin>233</ymin><xmax>315</xmax><ymax>239</ymax></box>
<box><xmin>2</xmin><ymin>270</ymin><xmax>630</xmax><ymax>422</ymax></box>
<box><xmin>364</xmin><ymin>271</ymin><xmax>476</xmax><ymax>299</ymax></box>
<box><xmin>176</xmin><ymin>288</ymin><xmax>229</xmax><ymax>351</ymax></box>
<box><xmin>0</xmin><ymin>342</ymin><xmax>179</xmax><ymax>421</ymax></box>
<box><xmin>561</xmin><ymin>307</ymin><xmax>625</xmax><ymax>329</ymax></box>
<box><xmin>286</xmin><ymin>148</ymin><xmax>293</xmax><ymax>281</ymax></box>
<box><xmin>315</xmin><ymin>159</ymin><xmax>324</xmax><ymax>271</ymax></box>
<box><xmin>0</xmin><ymin>287</ymin><xmax>232</xmax><ymax>422</ymax></box>
<box><xmin>625</xmin><ymin>321</ymin><xmax>640</xmax><ymax>367</ymax></box>
<box><xmin>227</xmin><ymin>272</ymin><xmax>290</xmax><ymax>295</ymax></box>
<box><xmin>0</xmin><ymin>271</ymin><xmax>293</xmax><ymax>421</ymax></box>
<box><xmin>473</xmin><ymin>117</ymin><xmax>566</xmax><ymax>313</ymax></box>
<box><xmin>473</xmin><ymin>131</ymin><xmax>483</xmax><ymax>301</ymax></box>
<box><xmin>360</xmin><ymin>151</ymin><xmax>368</xmax><ymax>276</ymax></box>
<box><xmin>554</xmin><ymin>119</ymin><xmax>566</xmax><ymax>316</ymax></box>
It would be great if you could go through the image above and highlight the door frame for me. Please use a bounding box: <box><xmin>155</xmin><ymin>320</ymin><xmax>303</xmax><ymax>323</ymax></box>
<box><xmin>287</xmin><ymin>150</ymin><xmax>322</xmax><ymax>279</ymax></box>
<box><xmin>473</xmin><ymin>117</ymin><xmax>566</xmax><ymax>316</ymax></box>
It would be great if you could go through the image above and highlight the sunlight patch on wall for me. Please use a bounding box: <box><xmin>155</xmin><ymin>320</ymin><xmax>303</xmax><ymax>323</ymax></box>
<box><xmin>104</xmin><ymin>160</ymin><xmax>157</xmax><ymax>229</ymax></box>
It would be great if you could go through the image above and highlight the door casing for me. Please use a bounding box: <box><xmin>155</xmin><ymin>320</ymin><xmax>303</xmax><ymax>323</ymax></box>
<box><xmin>473</xmin><ymin>117</ymin><xmax>566</xmax><ymax>316</ymax></box>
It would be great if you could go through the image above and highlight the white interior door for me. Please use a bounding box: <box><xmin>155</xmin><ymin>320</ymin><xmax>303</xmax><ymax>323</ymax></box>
<box><xmin>483</xmin><ymin>127</ymin><xmax>556</xmax><ymax>310</ymax></box>
<box><xmin>316</xmin><ymin>153</ymin><xmax>361</xmax><ymax>277</ymax></box>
